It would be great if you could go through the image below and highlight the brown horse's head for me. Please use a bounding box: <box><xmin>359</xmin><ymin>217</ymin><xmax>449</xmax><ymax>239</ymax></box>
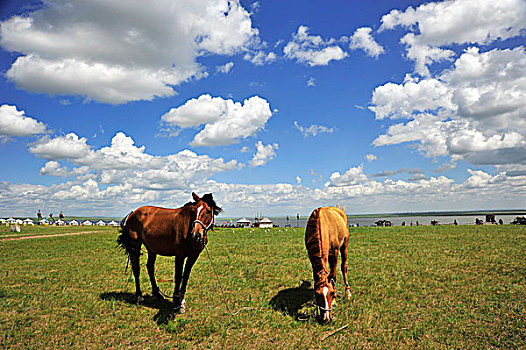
<box><xmin>314</xmin><ymin>279</ymin><xmax>336</xmax><ymax>323</ymax></box>
<box><xmin>190</xmin><ymin>192</ymin><xmax>222</xmax><ymax>244</ymax></box>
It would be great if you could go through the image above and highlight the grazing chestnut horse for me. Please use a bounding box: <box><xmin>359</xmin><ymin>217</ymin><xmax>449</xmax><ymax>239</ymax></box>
<box><xmin>117</xmin><ymin>192</ymin><xmax>222</xmax><ymax>312</ymax></box>
<box><xmin>305</xmin><ymin>206</ymin><xmax>351</xmax><ymax>322</ymax></box>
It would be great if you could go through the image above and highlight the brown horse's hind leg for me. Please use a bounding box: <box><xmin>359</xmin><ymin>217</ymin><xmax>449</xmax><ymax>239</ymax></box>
<box><xmin>130</xmin><ymin>253</ymin><xmax>143</xmax><ymax>302</ymax></box>
<box><xmin>340</xmin><ymin>238</ymin><xmax>351</xmax><ymax>299</ymax></box>
<box><xmin>146</xmin><ymin>250</ymin><xmax>162</xmax><ymax>299</ymax></box>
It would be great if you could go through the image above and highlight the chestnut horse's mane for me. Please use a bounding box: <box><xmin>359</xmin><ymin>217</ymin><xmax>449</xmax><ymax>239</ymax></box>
<box><xmin>184</xmin><ymin>193</ymin><xmax>223</xmax><ymax>216</ymax></box>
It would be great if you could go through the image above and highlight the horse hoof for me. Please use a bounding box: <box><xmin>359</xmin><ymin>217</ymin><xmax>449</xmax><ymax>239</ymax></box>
<box><xmin>152</xmin><ymin>291</ymin><xmax>163</xmax><ymax>300</ymax></box>
<box><xmin>136</xmin><ymin>295</ymin><xmax>144</xmax><ymax>304</ymax></box>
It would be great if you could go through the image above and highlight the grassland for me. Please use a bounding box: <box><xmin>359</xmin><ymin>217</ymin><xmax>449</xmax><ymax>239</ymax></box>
<box><xmin>1</xmin><ymin>224</ymin><xmax>525</xmax><ymax>349</ymax></box>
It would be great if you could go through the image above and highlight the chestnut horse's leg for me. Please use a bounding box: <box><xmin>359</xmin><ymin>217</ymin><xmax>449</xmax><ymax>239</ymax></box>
<box><xmin>173</xmin><ymin>256</ymin><xmax>185</xmax><ymax>309</ymax></box>
<box><xmin>340</xmin><ymin>238</ymin><xmax>351</xmax><ymax>299</ymax></box>
<box><xmin>130</xmin><ymin>253</ymin><xmax>143</xmax><ymax>302</ymax></box>
<box><xmin>179</xmin><ymin>255</ymin><xmax>198</xmax><ymax>305</ymax></box>
<box><xmin>328</xmin><ymin>251</ymin><xmax>339</xmax><ymax>300</ymax></box>
<box><xmin>146</xmin><ymin>250</ymin><xmax>162</xmax><ymax>299</ymax></box>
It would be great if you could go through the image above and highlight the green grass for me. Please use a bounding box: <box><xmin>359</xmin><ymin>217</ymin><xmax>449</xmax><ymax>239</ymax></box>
<box><xmin>0</xmin><ymin>225</ymin><xmax>525</xmax><ymax>349</ymax></box>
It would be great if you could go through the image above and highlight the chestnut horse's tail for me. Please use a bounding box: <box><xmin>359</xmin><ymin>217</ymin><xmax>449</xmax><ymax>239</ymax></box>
<box><xmin>116</xmin><ymin>212</ymin><xmax>139</xmax><ymax>259</ymax></box>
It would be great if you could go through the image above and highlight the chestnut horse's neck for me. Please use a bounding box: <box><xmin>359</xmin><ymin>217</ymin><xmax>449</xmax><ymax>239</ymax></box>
<box><xmin>305</xmin><ymin>208</ymin><xmax>330</xmax><ymax>288</ymax></box>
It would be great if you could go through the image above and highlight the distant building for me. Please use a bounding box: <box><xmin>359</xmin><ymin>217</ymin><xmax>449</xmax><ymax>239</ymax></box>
<box><xmin>82</xmin><ymin>220</ymin><xmax>93</xmax><ymax>226</ymax></box>
<box><xmin>259</xmin><ymin>217</ymin><xmax>273</xmax><ymax>228</ymax></box>
<box><xmin>236</xmin><ymin>218</ymin><xmax>251</xmax><ymax>227</ymax></box>
<box><xmin>108</xmin><ymin>220</ymin><xmax>119</xmax><ymax>227</ymax></box>
<box><xmin>96</xmin><ymin>220</ymin><xmax>106</xmax><ymax>226</ymax></box>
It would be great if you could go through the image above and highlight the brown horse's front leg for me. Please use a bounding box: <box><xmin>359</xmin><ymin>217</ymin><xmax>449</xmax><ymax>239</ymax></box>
<box><xmin>177</xmin><ymin>255</ymin><xmax>198</xmax><ymax>312</ymax></box>
<box><xmin>173</xmin><ymin>256</ymin><xmax>185</xmax><ymax>310</ymax></box>
<box><xmin>146</xmin><ymin>250</ymin><xmax>162</xmax><ymax>299</ymax></box>
<box><xmin>340</xmin><ymin>239</ymin><xmax>351</xmax><ymax>299</ymax></box>
<box><xmin>130</xmin><ymin>253</ymin><xmax>143</xmax><ymax>303</ymax></box>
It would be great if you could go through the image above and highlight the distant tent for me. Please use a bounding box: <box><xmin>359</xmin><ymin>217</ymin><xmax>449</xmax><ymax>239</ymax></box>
<box><xmin>40</xmin><ymin>219</ymin><xmax>48</xmax><ymax>225</ymax></box>
<box><xmin>70</xmin><ymin>220</ymin><xmax>79</xmax><ymax>226</ymax></box>
<box><xmin>96</xmin><ymin>220</ymin><xmax>106</xmax><ymax>226</ymax></box>
<box><xmin>0</xmin><ymin>219</ymin><xmax>6</xmax><ymax>223</ymax></box>
<box><xmin>259</xmin><ymin>217</ymin><xmax>273</xmax><ymax>228</ymax></box>
<box><xmin>82</xmin><ymin>220</ymin><xmax>93</xmax><ymax>226</ymax></box>
<box><xmin>236</xmin><ymin>218</ymin><xmax>251</xmax><ymax>227</ymax></box>
<box><xmin>56</xmin><ymin>220</ymin><xmax>66</xmax><ymax>226</ymax></box>
<box><xmin>15</xmin><ymin>219</ymin><xmax>23</xmax><ymax>224</ymax></box>
<box><xmin>108</xmin><ymin>220</ymin><xmax>119</xmax><ymax>227</ymax></box>
<box><xmin>23</xmin><ymin>218</ymin><xmax>34</xmax><ymax>225</ymax></box>
<box><xmin>7</xmin><ymin>217</ymin><xmax>16</xmax><ymax>224</ymax></box>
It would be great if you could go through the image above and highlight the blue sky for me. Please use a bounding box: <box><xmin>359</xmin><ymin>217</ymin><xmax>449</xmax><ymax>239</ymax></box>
<box><xmin>0</xmin><ymin>0</ymin><xmax>525</xmax><ymax>217</ymax></box>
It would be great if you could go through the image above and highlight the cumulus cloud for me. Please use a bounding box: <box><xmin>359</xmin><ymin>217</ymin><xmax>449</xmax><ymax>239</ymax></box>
<box><xmin>29</xmin><ymin>133</ymin><xmax>90</xmax><ymax>160</ymax></box>
<box><xmin>249</xmin><ymin>141</ymin><xmax>278</xmax><ymax>167</ymax></box>
<box><xmin>379</xmin><ymin>0</ymin><xmax>526</xmax><ymax>75</ymax></box>
<box><xmin>165</xmin><ymin>95</ymin><xmax>273</xmax><ymax>147</ymax></box>
<box><xmin>33</xmin><ymin>132</ymin><xmax>241</xmax><ymax>191</ymax></box>
<box><xmin>294</xmin><ymin>121</ymin><xmax>334</xmax><ymax>137</ymax></box>
<box><xmin>307</xmin><ymin>77</ymin><xmax>316</xmax><ymax>87</ymax></box>
<box><xmin>0</xmin><ymin>104</ymin><xmax>46</xmax><ymax>137</ymax></box>
<box><xmin>217</xmin><ymin>62</ymin><xmax>234</xmax><ymax>74</ymax></box>
<box><xmin>284</xmin><ymin>26</ymin><xmax>347</xmax><ymax>66</ymax></box>
<box><xmin>365</xmin><ymin>154</ymin><xmax>377</xmax><ymax>162</ymax></box>
<box><xmin>371</xmin><ymin>46</ymin><xmax>526</xmax><ymax>167</ymax></box>
<box><xmin>349</xmin><ymin>27</ymin><xmax>384</xmax><ymax>58</ymax></box>
<box><xmin>0</xmin><ymin>0</ymin><xmax>259</xmax><ymax>104</ymax></box>
<box><xmin>244</xmin><ymin>51</ymin><xmax>276</xmax><ymax>65</ymax></box>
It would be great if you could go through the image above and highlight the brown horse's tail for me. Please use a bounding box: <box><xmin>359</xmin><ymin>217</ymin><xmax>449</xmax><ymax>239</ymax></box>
<box><xmin>116</xmin><ymin>212</ymin><xmax>140</xmax><ymax>259</ymax></box>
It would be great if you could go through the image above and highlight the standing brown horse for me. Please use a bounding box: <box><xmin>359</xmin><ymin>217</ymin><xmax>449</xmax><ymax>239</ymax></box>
<box><xmin>305</xmin><ymin>206</ymin><xmax>351</xmax><ymax>322</ymax></box>
<box><xmin>117</xmin><ymin>192</ymin><xmax>222</xmax><ymax>312</ymax></box>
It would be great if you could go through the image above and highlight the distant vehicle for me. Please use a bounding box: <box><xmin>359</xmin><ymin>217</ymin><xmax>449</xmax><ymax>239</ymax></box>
<box><xmin>375</xmin><ymin>220</ymin><xmax>392</xmax><ymax>227</ymax></box>
<box><xmin>511</xmin><ymin>216</ymin><xmax>526</xmax><ymax>225</ymax></box>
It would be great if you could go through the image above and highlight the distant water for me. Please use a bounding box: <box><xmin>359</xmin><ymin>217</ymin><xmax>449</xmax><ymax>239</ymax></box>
<box><xmin>217</xmin><ymin>214</ymin><xmax>521</xmax><ymax>228</ymax></box>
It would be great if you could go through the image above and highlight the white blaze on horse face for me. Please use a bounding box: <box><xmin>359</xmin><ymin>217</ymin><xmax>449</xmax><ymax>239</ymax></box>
<box><xmin>196</xmin><ymin>205</ymin><xmax>203</xmax><ymax>219</ymax></box>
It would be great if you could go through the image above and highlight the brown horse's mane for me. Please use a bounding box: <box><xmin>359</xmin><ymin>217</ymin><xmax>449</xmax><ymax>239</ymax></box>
<box><xmin>184</xmin><ymin>193</ymin><xmax>223</xmax><ymax>216</ymax></box>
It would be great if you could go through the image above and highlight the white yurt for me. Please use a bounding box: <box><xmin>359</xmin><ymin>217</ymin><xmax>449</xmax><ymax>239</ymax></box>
<box><xmin>82</xmin><ymin>220</ymin><xmax>93</xmax><ymax>226</ymax></box>
<box><xmin>259</xmin><ymin>217</ymin><xmax>273</xmax><ymax>228</ymax></box>
<box><xmin>23</xmin><ymin>218</ymin><xmax>34</xmax><ymax>225</ymax></box>
<box><xmin>236</xmin><ymin>218</ymin><xmax>251</xmax><ymax>227</ymax></box>
<box><xmin>56</xmin><ymin>220</ymin><xmax>66</xmax><ymax>226</ymax></box>
<box><xmin>96</xmin><ymin>220</ymin><xmax>106</xmax><ymax>226</ymax></box>
<box><xmin>69</xmin><ymin>220</ymin><xmax>79</xmax><ymax>226</ymax></box>
<box><xmin>107</xmin><ymin>220</ymin><xmax>119</xmax><ymax>227</ymax></box>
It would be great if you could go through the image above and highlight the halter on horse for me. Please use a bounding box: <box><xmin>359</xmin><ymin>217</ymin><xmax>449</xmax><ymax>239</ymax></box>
<box><xmin>117</xmin><ymin>192</ymin><xmax>222</xmax><ymax>312</ymax></box>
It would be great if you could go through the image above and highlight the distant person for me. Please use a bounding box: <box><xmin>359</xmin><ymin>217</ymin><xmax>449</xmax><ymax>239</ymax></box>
<box><xmin>416</xmin><ymin>221</ymin><xmax>419</xmax><ymax>226</ymax></box>
<box><xmin>401</xmin><ymin>221</ymin><xmax>405</xmax><ymax>226</ymax></box>
<box><xmin>59</xmin><ymin>211</ymin><xmax>64</xmax><ymax>220</ymax></box>
<box><xmin>37</xmin><ymin>209</ymin><xmax>43</xmax><ymax>223</ymax></box>
<box><xmin>49</xmin><ymin>213</ymin><xmax>56</xmax><ymax>223</ymax></box>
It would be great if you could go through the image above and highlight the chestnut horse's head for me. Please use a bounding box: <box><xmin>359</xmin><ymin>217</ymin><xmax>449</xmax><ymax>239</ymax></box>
<box><xmin>314</xmin><ymin>279</ymin><xmax>336</xmax><ymax>323</ymax></box>
<box><xmin>190</xmin><ymin>192</ymin><xmax>222</xmax><ymax>244</ymax></box>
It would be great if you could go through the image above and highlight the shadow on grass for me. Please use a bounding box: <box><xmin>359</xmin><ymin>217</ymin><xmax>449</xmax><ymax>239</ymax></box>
<box><xmin>269</xmin><ymin>280</ymin><xmax>314</xmax><ymax>320</ymax></box>
<box><xmin>100</xmin><ymin>292</ymin><xmax>177</xmax><ymax>326</ymax></box>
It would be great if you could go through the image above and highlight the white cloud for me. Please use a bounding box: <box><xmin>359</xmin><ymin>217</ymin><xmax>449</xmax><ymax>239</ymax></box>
<box><xmin>249</xmin><ymin>141</ymin><xmax>278</xmax><ymax>167</ymax></box>
<box><xmin>162</xmin><ymin>95</ymin><xmax>273</xmax><ymax>146</ymax></box>
<box><xmin>217</xmin><ymin>62</ymin><xmax>234</xmax><ymax>74</ymax></box>
<box><xmin>32</xmin><ymin>131</ymin><xmax>241</xmax><ymax>193</ymax></box>
<box><xmin>244</xmin><ymin>51</ymin><xmax>276</xmax><ymax>65</ymax></box>
<box><xmin>371</xmin><ymin>46</ymin><xmax>526</xmax><ymax>167</ymax></box>
<box><xmin>296</xmin><ymin>176</ymin><xmax>302</xmax><ymax>184</ymax></box>
<box><xmin>193</xmin><ymin>96</ymin><xmax>273</xmax><ymax>146</ymax></box>
<box><xmin>29</xmin><ymin>133</ymin><xmax>90</xmax><ymax>160</ymax></box>
<box><xmin>349</xmin><ymin>27</ymin><xmax>384</xmax><ymax>58</ymax></box>
<box><xmin>0</xmin><ymin>104</ymin><xmax>46</xmax><ymax>137</ymax></box>
<box><xmin>284</xmin><ymin>26</ymin><xmax>347</xmax><ymax>66</ymax></box>
<box><xmin>379</xmin><ymin>0</ymin><xmax>526</xmax><ymax>75</ymax></box>
<box><xmin>306</xmin><ymin>77</ymin><xmax>316</xmax><ymax>87</ymax></box>
<box><xmin>365</xmin><ymin>154</ymin><xmax>377</xmax><ymax>162</ymax></box>
<box><xmin>0</xmin><ymin>0</ymin><xmax>259</xmax><ymax>104</ymax></box>
<box><xmin>294</xmin><ymin>121</ymin><xmax>334</xmax><ymax>137</ymax></box>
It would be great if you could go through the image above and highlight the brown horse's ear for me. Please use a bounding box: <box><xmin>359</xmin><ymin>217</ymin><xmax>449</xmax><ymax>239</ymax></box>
<box><xmin>342</xmin><ymin>206</ymin><xmax>346</xmax><ymax>213</ymax></box>
<box><xmin>336</xmin><ymin>204</ymin><xmax>340</xmax><ymax>209</ymax></box>
<box><xmin>192</xmin><ymin>192</ymin><xmax>200</xmax><ymax>202</ymax></box>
